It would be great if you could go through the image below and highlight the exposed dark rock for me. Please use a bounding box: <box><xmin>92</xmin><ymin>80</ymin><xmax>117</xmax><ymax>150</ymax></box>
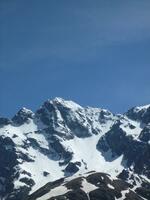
<box><xmin>19</xmin><ymin>177</ymin><xmax>35</xmax><ymax>187</ymax></box>
<box><xmin>48</xmin><ymin>135</ymin><xmax>73</xmax><ymax>163</ymax></box>
<box><xmin>117</xmin><ymin>169</ymin><xmax>129</xmax><ymax>181</ymax></box>
<box><xmin>43</xmin><ymin>171</ymin><xmax>50</xmax><ymax>177</ymax></box>
<box><xmin>129</xmin><ymin>124</ymin><xmax>136</xmax><ymax>129</ymax></box>
<box><xmin>0</xmin><ymin>136</ymin><xmax>18</xmax><ymax>198</ymax></box>
<box><xmin>97</xmin><ymin>122</ymin><xmax>131</xmax><ymax>156</ymax></box>
<box><xmin>98</xmin><ymin>110</ymin><xmax>113</xmax><ymax>124</ymax></box>
<box><xmin>139</xmin><ymin>125</ymin><xmax>150</xmax><ymax>142</ymax></box>
<box><xmin>126</xmin><ymin>106</ymin><xmax>150</xmax><ymax>124</ymax></box>
<box><xmin>12</xmin><ymin>108</ymin><xmax>34</xmax><ymax>125</ymax></box>
<box><xmin>97</xmin><ymin>122</ymin><xmax>150</xmax><ymax>178</ymax></box>
<box><xmin>12</xmin><ymin>134</ymin><xmax>18</xmax><ymax>138</ymax></box>
<box><xmin>134</xmin><ymin>181</ymin><xmax>150</xmax><ymax>199</ymax></box>
<box><xmin>51</xmin><ymin>189</ymin><xmax>88</xmax><ymax>200</ymax></box>
<box><xmin>89</xmin><ymin>188</ymin><xmax>115</xmax><ymax>200</ymax></box>
<box><xmin>124</xmin><ymin>190</ymin><xmax>143</xmax><ymax>200</ymax></box>
<box><xmin>6</xmin><ymin>186</ymin><xmax>31</xmax><ymax>200</ymax></box>
<box><xmin>64</xmin><ymin>162</ymin><xmax>80</xmax><ymax>175</ymax></box>
<box><xmin>0</xmin><ymin>117</ymin><xmax>11</xmax><ymax>126</ymax></box>
<box><xmin>18</xmin><ymin>152</ymin><xmax>35</xmax><ymax>163</ymax></box>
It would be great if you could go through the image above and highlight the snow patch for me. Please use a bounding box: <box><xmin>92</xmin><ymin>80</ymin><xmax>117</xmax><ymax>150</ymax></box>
<box><xmin>81</xmin><ymin>178</ymin><xmax>98</xmax><ymax>193</ymax></box>
<box><xmin>36</xmin><ymin>185</ymin><xmax>71</xmax><ymax>200</ymax></box>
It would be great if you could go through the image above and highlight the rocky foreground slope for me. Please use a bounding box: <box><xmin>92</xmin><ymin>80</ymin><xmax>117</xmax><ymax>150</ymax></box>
<box><xmin>27</xmin><ymin>171</ymin><xmax>149</xmax><ymax>200</ymax></box>
<box><xmin>0</xmin><ymin>98</ymin><xmax>149</xmax><ymax>200</ymax></box>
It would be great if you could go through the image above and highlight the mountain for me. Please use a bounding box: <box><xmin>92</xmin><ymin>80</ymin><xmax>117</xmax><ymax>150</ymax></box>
<box><xmin>0</xmin><ymin>98</ymin><xmax>149</xmax><ymax>200</ymax></box>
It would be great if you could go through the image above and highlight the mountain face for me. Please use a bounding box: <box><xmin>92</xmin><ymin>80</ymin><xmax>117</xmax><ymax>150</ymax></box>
<box><xmin>0</xmin><ymin>98</ymin><xmax>149</xmax><ymax>200</ymax></box>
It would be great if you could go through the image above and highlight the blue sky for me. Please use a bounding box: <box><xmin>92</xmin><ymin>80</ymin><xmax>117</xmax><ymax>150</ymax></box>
<box><xmin>0</xmin><ymin>0</ymin><xmax>150</xmax><ymax>117</ymax></box>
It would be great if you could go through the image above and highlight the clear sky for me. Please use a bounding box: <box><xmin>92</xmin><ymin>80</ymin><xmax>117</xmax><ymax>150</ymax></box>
<box><xmin>0</xmin><ymin>0</ymin><xmax>150</xmax><ymax>117</ymax></box>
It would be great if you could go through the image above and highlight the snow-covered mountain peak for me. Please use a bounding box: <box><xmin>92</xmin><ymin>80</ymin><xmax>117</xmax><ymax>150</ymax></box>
<box><xmin>135</xmin><ymin>104</ymin><xmax>150</xmax><ymax>111</ymax></box>
<box><xmin>12</xmin><ymin>107</ymin><xmax>34</xmax><ymax>125</ymax></box>
<box><xmin>0</xmin><ymin>99</ymin><xmax>150</xmax><ymax>200</ymax></box>
<box><xmin>126</xmin><ymin>104</ymin><xmax>150</xmax><ymax>114</ymax></box>
<box><xmin>18</xmin><ymin>107</ymin><xmax>34</xmax><ymax>117</ymax></box>
<box><xmin>125</xmin><ymin>104</ymin><xmax>150</xmax><ymax>124</ymax></box>
<box><xmin>50</xmin><ymin>97</ymin><xmax>82</xmax><ymax>111</ymax></box>
<box><xmin>13</xmin><ymin>107</ymin><xmax>34</xmax><ymax>116</ymax></box>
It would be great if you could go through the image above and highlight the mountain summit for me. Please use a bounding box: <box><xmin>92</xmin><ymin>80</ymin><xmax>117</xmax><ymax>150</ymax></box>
<box><xmin>0</xmin><ymin>98</ymin><xmax>149</xmax><ymax>200</ymax></box>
